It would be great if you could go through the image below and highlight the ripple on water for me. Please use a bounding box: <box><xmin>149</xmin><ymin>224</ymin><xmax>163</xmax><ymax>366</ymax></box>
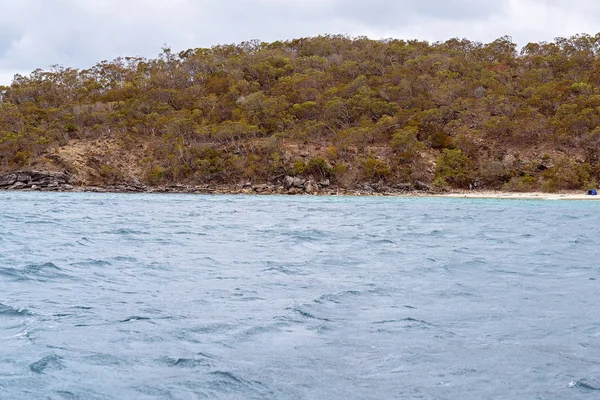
<box><xmin>29</xmin><ymin>354</ymin><xmax>64</xmax><ymax>374</ymax></box>
<box><xmin>206</xmin><ymin>370</ymin><xmax>270</xmax><ymax>398</ymax></box>
<box><xmin>105</xmin><ymin>228</ymin><xmax>149</xmax><ymax>235</ymax></box>
<box><xmin>313</xmin><ymin>290</ymin><xmax>361</xmax><ymax>304</ymax></box>
<box><xmin>70</xmin><ymin>259</ymin><xmax>113</xmax><ymax>268</ymax></box>
<box><xmin>288</xmin><ymin>306</ymin><xmax>332</xmax><ymax>322</ymax></box>
<box><xmin>159</xmin><ymin>356</ymin><xmax>212</xmax><ymax>368</ymax></box>
<box><xmin>568</xmin><ymin>378</ymin><xmax>600</xmax><ymax>390</ymax></box>
<box><xmin>262</xmin><ymin>261</ymin><xmax>309</xmax><ymax>276</ymax></box>
<box><xmin>0</xmin><ymin>262</ymin><xmax>69</xmax><ymax>282</ymax></box>
<box><xmin>0</xmin><ymin>303</ymin><xmax>33</xmax><ymax>317</ymax></box>
<box><xmin>83</xmin><ymin>354</ymin><xmax>127</xmax><ymax>367</ymax></box>
<box><xmin>119</xmin><ymin>316</ymin><xmax>152</xmax><ymax>323</ymax></box>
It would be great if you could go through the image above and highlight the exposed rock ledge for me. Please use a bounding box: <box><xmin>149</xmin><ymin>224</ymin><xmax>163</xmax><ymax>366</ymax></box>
<box><xmin>0</xmin><ymin>171</ymin><xmax>72</xmax><ymax>191</ymax></box>
<box><xmin>0</xmin><ymin>171</ymin><xmax>439</xmax><ymax>195</ymax></box>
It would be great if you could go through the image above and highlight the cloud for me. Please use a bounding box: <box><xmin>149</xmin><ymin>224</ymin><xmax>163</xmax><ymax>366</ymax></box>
<box><xmin>0</xmin><ymin>0</ymin><xmax>599</xmax><ymax>84</ymax></box>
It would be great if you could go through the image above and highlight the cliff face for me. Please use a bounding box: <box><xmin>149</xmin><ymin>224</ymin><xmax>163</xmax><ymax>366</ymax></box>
<box><xmin>1</xmin><ymin>34</ymin><xmax>600</xmax><ymax>192</ymax></box>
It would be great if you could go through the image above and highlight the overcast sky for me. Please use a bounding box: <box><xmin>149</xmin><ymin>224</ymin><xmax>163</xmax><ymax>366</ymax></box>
<box><xmin>1</xmin><ymin>0</ymin><xmax>599</xmax><ymax>84</ymax></box>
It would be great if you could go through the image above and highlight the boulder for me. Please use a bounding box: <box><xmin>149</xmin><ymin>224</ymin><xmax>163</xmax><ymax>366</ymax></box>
<box><xmin>0</xmin><ymin>173</ymin><xmax>17</xmax><ymax>187</ymax></box>
<box><xmin>0</xmin><ymin>171</ymin><xmax>70</xmax><ymax>189</ymax></box>
<box><xmin>283</xmin><ymin>175</ymin><xmax>294</xmax><ymax>189</ymax></box>
<box><xmin>283</xmin><ymin>175</ymin><xmax>306</xmax><ymax>189</ymax></box>
<box><xmin>393</xmin><ymin>183</ymin><xmax>413</xmax><ymax>192</ymax></box>
<box><xmin>371</xmin><ymin>183</ymin><xmax>390</xmax><ymax>193</ymax></box>
<box><xmin>414</xmin><ymin>180</ymin><xmax>433</xmax><ymax>192</ymax></box>
<box><xmin>305</xmin><ymin>180</ymin><xmax>319</xmax><ymax>194</ymax></box>
<box><xmin>9</xmin><ymin>182</ymin><xmax>28</xmax><ymax>190</ymax></box>
<box><xmin>360</xmin><ymin>184</ymin><xmax>374</xmax><ymax>193</ymax></box>
<box><xmin>252</xmin><ymin>184</ymin><xmax>269</xmax><ymax>193</ymax></box>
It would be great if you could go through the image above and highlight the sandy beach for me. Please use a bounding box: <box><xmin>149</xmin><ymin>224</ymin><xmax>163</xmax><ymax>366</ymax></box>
<box><xmin>437</xmin><ymin>191</ymin><xmax>600</xmax><ymax>200</ymax></box>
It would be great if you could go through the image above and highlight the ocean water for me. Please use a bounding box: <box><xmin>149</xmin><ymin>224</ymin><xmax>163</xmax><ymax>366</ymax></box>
<box><xmin>1</xmin><ymin>192</ymin><xmax>600</xmax><ymax>399</ymax></box>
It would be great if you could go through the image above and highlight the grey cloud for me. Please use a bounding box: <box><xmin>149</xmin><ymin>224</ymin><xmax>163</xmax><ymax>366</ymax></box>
<box><xmin>0</xmin><ymin>0</ymin><xmax>599</xmax><ymax>84</ymax></box>
<box><xmin>328</xmin><ymin>0</ymin><xmax>506</xmax><ymax>24</ymax></box>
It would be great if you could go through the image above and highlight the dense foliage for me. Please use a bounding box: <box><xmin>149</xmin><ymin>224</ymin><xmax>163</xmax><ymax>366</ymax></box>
<box><xmin>2</xmin><ymin>34</ymin><xmax>600</xmax><ymax>190</ymax></box>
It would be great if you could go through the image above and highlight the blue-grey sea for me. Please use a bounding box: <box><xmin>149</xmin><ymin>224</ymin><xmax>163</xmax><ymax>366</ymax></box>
<box><xmin>1</xmin><ymin>192</ymin><xmax>600</xmax><ymax>399</ymax></box>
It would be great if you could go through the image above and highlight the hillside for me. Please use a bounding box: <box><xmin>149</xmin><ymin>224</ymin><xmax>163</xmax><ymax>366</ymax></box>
<box><xmin>2</xmin><ymin>34</ymin><xmax>600</xmax><ymax>192</ymax></box>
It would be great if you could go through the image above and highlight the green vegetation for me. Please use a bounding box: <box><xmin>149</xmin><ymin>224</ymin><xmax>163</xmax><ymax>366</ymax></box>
<box><xmin>2</xmin><ymin>34</ymin><xmax>600</xmax><ymax>191</ymax></box>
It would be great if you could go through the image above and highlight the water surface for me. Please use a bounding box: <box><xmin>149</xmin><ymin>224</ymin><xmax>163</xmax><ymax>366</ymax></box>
<box><xmin>1</xmin><ymin>193</ymin><xmax>599</xmax><ymax>399</ymax></box>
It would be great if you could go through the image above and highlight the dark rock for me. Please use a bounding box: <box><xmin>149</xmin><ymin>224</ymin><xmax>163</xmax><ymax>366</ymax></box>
<box><xmin>318</xmin><ymin>179</ymin><xmax>330</xmax><ymax>188</ymax></box>
<box><xmin>84</xmin><ymin>186</ymin><xmax>106</xmax><ymax>193</ymax></box>
<box><xmin>305</xmin><ymin>180</ymin><xmax>319</xmax><ymax>194</ymax></box>
<box><xmin>0</xmin><ymin>171</ymin><xmax>70</xmax><ymax>189</ymax></box>
<box><xmin>283</xmin><ymin>175</ymin><xmax>294</xmax><ymax>189</ymax></box>
<box><xmin>414</xmin><ymin>180</ymin><xmax>433</xmax><ymax>192</ymax></box>
<box><xmin>393</xmin><ymin>183</ymin><xmax>413</xmax><ymax>191</ymax></box>
<box><xmin>9</xmin><ymin>182</ymin><xmax>29</xmax><ymax>190</ymax></box>
<box><xmin>252</xmin><ymin>184</ymin><xmax>269</xmax><ymax>193</ymax></box>
<box><xmin>16</xmin><ymin>172</ymin><xmax>31</xmax><ymax>183</ymax></box>
<box><xmin>0</xmin><ymin>173</ymin><xmax>17</xmax><ymax>187</ymax></box>
<box><xmin>283</xmin><ymin>175</ymin><xmax>305</xmax><ymax>189</ymax></box>
<box><xmin>371</xmin><ymin>183</ymin><xmax>390</xmax><ymax>193</ymax></box>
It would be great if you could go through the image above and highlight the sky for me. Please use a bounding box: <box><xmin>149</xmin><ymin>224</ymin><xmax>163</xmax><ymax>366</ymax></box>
<box><xmin>1</xmin><ymin>0</ymin><xmax>599</xmax><ymax>84</ymax></box>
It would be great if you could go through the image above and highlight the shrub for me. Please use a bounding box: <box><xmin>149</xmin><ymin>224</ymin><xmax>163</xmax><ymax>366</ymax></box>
<box><xmin>390</xmin><ymin>126</ymin><xmax>425</xmax><ymax>163</ymax></box>
<box><xmin>332</xmin><ymin>163</ymin><xmax>347</xmax><ymax>177</ymax></box>
<box><xmin>362</xmin><ymin>156</ymin><xmax>390</xmax><ymax>180</ymax></box>
<box><xmin>305</xmin><ymin>156</ymin><xmax>333</xmax><ymax>179</ymax></box>
<box><xmin>11</xmin><ymin>150</ymin><xmax>30</xmax><ymax>166</ymax></box>
<box><xmin>292</xmin><ymin>159</ymin><xmax>306</xmax><ymax>176</ymax></box>
<box><xmin>502</xmin><ymin>175</ymin><xmax>537</xmax><ymax>192</ymax></box>
<box><xmin>98</xmin><ymin>164</ymin><xmax>123</xmax><ymax>184</ymax></box>
<box><xmin>147</xmin><ymin>165</ymin><xmax>164</xmax><ymax>185</ymax></box>
<box><xmin>434</xmin><ymin>148</ymin><xmax>473</xmax><ymax>188</ymax></box>
<box><xmin>541</xmin><ymin>158</ymin><xmax>591</xmax><ymax>191</ymax></box>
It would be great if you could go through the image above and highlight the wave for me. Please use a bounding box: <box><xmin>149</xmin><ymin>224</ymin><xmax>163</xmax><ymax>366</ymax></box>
<box><xmin>206</xmin><ymin>370</ymin><xmax>269</xmax><ymax>395</ymax></box>
<box><xmin>70</xmin><ymin>259</ymin><xmax>113</xmax><ymax>268</ymax></box>
<box><xmin>0</xmin><ymin>262</ymin><xmax>69</xmax><ymax>281</ymax></box>
<box><xmin>289</xmin><ymin>306</ymin><xmax>332</xmax><ymax>322</ymax></box>
<box><xmin>313</xmin><ymin>290</ymin><xmax>361</xmax><ymax>304</ymax></box>
<box><xmin>0</xmin><ymin>303</ymin><xmax>33</xmax><ymax>317</ymax></box>
<box><xmin>159</xmin><ymin>356</ymin><xmax>211</xmax><ymax>368</ymax></box>
<box><xmin>119</xmin><ymin>316</ymin><xmax>152</xmax><ymax>323</ymax></box>
<box><xmin>568</xmin><ymin>379</ymin><xmax>600</xmax><ymax>390</ymax></box>
<box><xmin>105</xmin><ymin>228</ymin><xmax>149</xmax><ymax>235</ymax></box>
<box><xmin>29</xmin><ymin>354</ymin><xmax>63</xmax><ymax>374</ymax></box>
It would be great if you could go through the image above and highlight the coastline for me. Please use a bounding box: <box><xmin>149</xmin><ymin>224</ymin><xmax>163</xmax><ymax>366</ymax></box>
<box><xmin>1</xmin><ymin>169</ymin><xmax>598</xmax><ymax>199</ymax></box>
<box><xmin>1</xmin><ymin>183</ymin><xmax>598</xmax><ymax>200</ymax></box>
<box><xmin>434</xmin><ymin>191</ymin><xmax>600</xmax><ymax>200</ymax></box>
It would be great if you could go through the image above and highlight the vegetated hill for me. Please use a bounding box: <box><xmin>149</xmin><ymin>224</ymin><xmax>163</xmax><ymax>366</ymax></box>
<box><xmin>2</xmin><ymin>34</ymin><xmax>600</xmax><ymax>192</ymax></box>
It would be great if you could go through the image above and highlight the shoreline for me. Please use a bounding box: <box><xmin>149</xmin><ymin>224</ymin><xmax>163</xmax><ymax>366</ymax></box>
<box><xmin>0</xmin><ymin>169</ymin><xmax>598</xmax><ymax>200</ymax></box>
<box><xmin>1</xmin><ymin>184</ymin><xmax>598</xmax><ymax>200</ymax></box>
<box><xmin>434</xmin><ymin>191</ymin><xmax>600</xmax><ymax>200</ymax></box>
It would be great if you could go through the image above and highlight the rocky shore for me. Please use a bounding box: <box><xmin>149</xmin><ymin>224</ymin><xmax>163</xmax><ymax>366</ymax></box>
<box><xmin>2</xmin><ymin>170</ymin><xmax>596</xmax><ymax>199</ymax></box>
<box><xmin>0</xmin><ymin>170</ymin><xmax>437</xmax><ymax>196</ymax></box>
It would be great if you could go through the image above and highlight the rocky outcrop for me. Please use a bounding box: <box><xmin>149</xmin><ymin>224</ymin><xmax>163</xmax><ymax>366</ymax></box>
<box><xmin>0</xmin><ymin>170</ymin><xmax>440</xmax><ymax>196</ymax></box>
<box><xmin>283</xmin><ymin>176</ymin><xmax>306</xmax><ymax>189</ymax></box>
<box><xmin>0</xmin><ymin>171</ymin><xmax>71</xmax><ymax>190</ymax></box>
<box><xmin>414</xmin><ymin>180</ymin><xmax>434</xmax><ymax>192</ymax></box>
